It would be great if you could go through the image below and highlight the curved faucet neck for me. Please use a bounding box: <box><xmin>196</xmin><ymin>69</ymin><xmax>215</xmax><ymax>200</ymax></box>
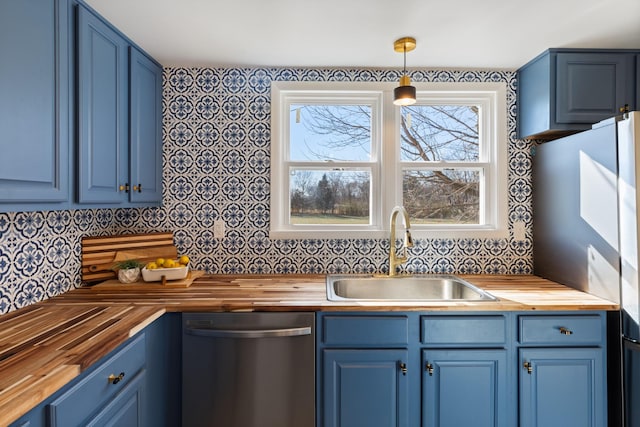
<box><xmin>389</xmin><ymin>206</ymin><xmax>413</xmax><ymax>276</ymax></box>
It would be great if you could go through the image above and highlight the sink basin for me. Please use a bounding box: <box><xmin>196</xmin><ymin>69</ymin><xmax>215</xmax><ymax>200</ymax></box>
<box><xmin>326</xmin><ymin>274</ymin><xmax>497</xmax><ymax>302</ymax></box>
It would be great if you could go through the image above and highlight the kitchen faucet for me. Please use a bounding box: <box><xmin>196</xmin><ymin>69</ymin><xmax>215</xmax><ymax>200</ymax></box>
<box><xmin>388</xmin><ymin>206</ymin><xmax>414</xmax><ymax>276</ymax></box>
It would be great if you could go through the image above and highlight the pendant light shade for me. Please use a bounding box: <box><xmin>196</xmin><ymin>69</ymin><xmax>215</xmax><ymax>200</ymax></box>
<box><xmin>393</xmin><ymin>37</ymin><xmax>416</xmax><ymax>106</ymax></box>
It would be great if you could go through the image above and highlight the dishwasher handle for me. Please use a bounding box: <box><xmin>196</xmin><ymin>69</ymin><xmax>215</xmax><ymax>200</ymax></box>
<box><xmin>185</xmin><ymin>325</ymin><xmax>312</xmax><ymax>339</ymax></box>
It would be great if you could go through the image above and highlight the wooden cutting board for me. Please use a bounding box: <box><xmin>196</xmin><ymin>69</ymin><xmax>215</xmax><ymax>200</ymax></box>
<box><xmin>82</xmin><ymin>232</ymin><xmax>177</xmax><ymax>283</ymax></box>
<box><xmin>90</xmin><ymin>270</ymin><xmax>205</xmax><ymax>289</ymax></box>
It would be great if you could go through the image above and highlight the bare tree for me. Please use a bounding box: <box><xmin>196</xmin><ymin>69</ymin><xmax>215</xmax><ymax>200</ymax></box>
<box><xmin>296</xmin><ymin>104</ymin><xmax>481</xmax><ymax>224</ymax></box>
<box><xmin>290</xmin><ymin>170</ymin><xmax>314</xmax><ymax>214</ymax></box>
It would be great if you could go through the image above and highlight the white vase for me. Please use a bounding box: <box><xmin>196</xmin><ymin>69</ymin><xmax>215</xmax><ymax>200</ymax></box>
<box><xmin>118</xmin><ymin>268</ymin><xmax>141</xmax><ymax>283</ymax></box>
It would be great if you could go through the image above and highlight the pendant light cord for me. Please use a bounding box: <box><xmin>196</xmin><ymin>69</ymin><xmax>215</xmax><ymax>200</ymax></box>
<box><xmin>403</xmin><ymin>43</ymin><xmax>407</xmax><ymax>75</ymax></box>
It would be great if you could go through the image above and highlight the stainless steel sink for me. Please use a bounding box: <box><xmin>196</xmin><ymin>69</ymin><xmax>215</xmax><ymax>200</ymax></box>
<box><xmin>326</xmin><ymin>274</ymin><xmax>497</xmax><ymax>302</ymax></box>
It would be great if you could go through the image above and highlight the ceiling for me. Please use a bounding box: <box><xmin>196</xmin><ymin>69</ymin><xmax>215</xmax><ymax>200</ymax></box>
<box><xmin>84</xmin><ymin>0</ymin><xmax>640</xmax><ymax>70</ymax></box>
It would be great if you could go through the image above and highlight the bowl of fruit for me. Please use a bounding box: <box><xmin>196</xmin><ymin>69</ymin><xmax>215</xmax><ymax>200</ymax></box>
<box><xmin>141</xmin><ymin>255</ymin><xmax>190</xmax><ymax>282</ymax></box>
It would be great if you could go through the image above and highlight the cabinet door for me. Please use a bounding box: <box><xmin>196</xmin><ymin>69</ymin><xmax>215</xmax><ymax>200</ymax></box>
<box><xmin>0</xmin><ymin>0</ymin><xmax>69</xmax><ymax>203</ymax></box>
<box><xmin>47</xmin><ymin>334</ymin><xmax>146</xmax><ymax>426</ymax></box>
<box><xmin>322</xmin><ymin>349</ymin><xmax>409</xmax><ymax>427</ymax></box>
<box><xmin>422</xmin><ymin>349</ymin><xmax>508</xmax><ymax>427</ymax></box>
<box><xmin>519</xmin><ymin>348</ymin><xmax>605</xmax><ymax>427</ymax></box>
<box><xmin>85</xmin><ymin>370</ymin><xmax>145</xmax><ymax>427</ymax></box>
<box><xmin>129</xmin><ymin>47</ymin><xmax>163</xmax><ymax>203</ymax></box>
<box><xmin>77</xmin><ymin>5</ymin><xmax>128</xmax><ymax>204</ymax></box>
<box><xmin>556</xmin><ymin>52</ymin><xmax>635</xmax><ymax>124</ymax></box>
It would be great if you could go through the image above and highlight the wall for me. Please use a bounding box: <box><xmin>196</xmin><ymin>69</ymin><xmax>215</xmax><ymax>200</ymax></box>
<box><xmin>0</xmin><ymin>66</ymin><xmax>532</xmax><ymax>315</ymax></box>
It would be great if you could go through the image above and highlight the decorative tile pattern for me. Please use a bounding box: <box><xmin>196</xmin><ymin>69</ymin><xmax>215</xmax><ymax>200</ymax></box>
<box><xmin>0</xmin><ymin>207</ymin><xmax>122</xmax><ymax>313</ymax></box>
<box><xmin>0</xmin><ymin>65</ymin><xmax>534</xmax><ymax>315</ymax></box>
<box><xmin>156</xmin><ymin>66</ymin><xmax>531</xmax><ymax>277</ymax></box>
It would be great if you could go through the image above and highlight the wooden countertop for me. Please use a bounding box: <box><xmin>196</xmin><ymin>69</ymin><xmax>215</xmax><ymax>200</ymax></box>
<box><xmin>0</xmin><ymin>274</ymin><xmax>618</xmax><ymax>425</ymax></box>
<box><xmin>50</xmin><ymin>274</ymin><xmax>619</xmax><ymax>312</ymax></box>
<box><xmin>0</xmin><ymin>304</ymin><xmax>164</xmax><ymax>426</ymax></box>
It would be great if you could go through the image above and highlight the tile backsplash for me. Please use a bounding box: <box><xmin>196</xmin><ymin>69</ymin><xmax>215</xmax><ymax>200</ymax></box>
<box><xmin>0</xmin><ymin>66</ymin><xmax>532</xmax><ymax>314</ymax></box>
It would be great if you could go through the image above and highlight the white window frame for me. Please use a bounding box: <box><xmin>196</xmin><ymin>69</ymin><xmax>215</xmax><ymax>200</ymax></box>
<box><xmin>270</xmin><ymin>81</ymin><xmax>508</xmax><ymax>239</ymax></box>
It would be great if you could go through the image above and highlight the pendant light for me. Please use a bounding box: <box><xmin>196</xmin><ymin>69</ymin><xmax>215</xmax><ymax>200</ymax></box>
<box><xmin>393</xmin><ymin>37</ymin><xmax>416</xmax><ymax>106</ymax></box>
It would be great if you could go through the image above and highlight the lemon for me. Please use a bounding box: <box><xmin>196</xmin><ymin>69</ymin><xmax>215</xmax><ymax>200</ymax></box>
<box><xmin>156</xmin><ymin>258</ymin><xmax>165</xmax><ymax>267</ymax></box>
<box><xmin>163</xmin><ymin>259</ymin><xmax>175</xmax><ymax>268</ymax></box>
<box><xmin>146</xmin><ymin>262</ymin><xmax>158</xmax><ymax>270</ymax></box>
<box><xmin>179</xmin><ymin>255</ymin><xmax>190</xmax><ymax>265</ymax></box>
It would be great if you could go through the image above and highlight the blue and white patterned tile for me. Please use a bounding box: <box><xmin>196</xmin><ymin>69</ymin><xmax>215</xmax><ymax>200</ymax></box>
<box><xmin>220</xmin><ymin>176</ymin><xmax>246</xmax><ymax>201</ymax></box>
<box><xmin>46</xmin><ymin>270</ymin><xmax>73</xmax><ymax>297</ymax></box>
<box><xmin>167</xmin><ymin>68</ymin><xmax>195</xmax><ymax>93</ymax></box>
<box><xmin>194</xmin><ymin>95</ymin><xmax>221</xmax><ymax>121</ymax></box>
<box><xmin>218</xmin><ymin>121</ymin><xmax>248</xmax><ymax>147</ymax></box>
<box><xmin>95</xmin><ymin>209</ymin><xmax>115</xmax><ymax>230</ymax></box>
<box><xmin>194</xmin><ymin>230</ymin><xmax>219</xmax><ymax>254</ymax></box>
<box><xmin>247</xmin><ymin>69</ymin><xmax>273</xmax><ymax>93</ymax></box>
<box><xmin>246</xmin><ymin>257</ymin><xmax>272</xmax><ymax>274</ymax></box>
<box><xmin>14</xmin><ymin>211</ymin><xmax>47</xmax><ymax>240</ymax></box>
<box><xmin>173</xmin><ymin>228</ymin><xmax>195</xmax><ymax>255</ymax></box>
<box><xmin>45</xmin><ymin>236</ymin><xmax>73</xmax><ymax>269</ymax></box>
<box><xmin>220</xmin><ymin>230</ymin><xmax>246</xmax><ymax>255</ymax></box>
<box><xmin>12</xmin><ymin>278</ymin><xmax>46</xmax><ymax>310</ymax></box>
<box><xmin>46</xmin><ymin>210</ymin><xmax>73</xmax><ymax>236</ymax></box>
<box><xmin>0</xmin><ymin>65</ymin><xmax>535</xmax><ymax>314</ymax></box>
<box><xmin>246</xmin><ymin>122</ymin><xmax>270</xmax><ymax>148</ymax></box>
<box><xmin>114</xmin><ymin>209</ymin><xmax>140</xmax><ymax>229</ymax></box>
<box><xmin>194</xmin><ymin>68</ymin><xmax>221</xmax><ymax>93</ymax></box>
<box><xmin>166</xmin><ymin>121</ymin><xmax>195</xmax><ymax>146</ymax></box>
<box><xmin>221</xmin><ymin>68</ymin><xmax>249</xmax><ymax>93</ymax></box>
<box><xmin>72</xmin><ymin>209</ymin><xmax>95</xmax><ymax>233</ymax></box>
<box><xmin>0</xmin><ymin>212</ymin><xmax>12</xmax><ymax>242</ymax></box>
<box><xmin>13</xmin><ymin>240</ymin><xmax>45</xmax><ymax>278</ymax></box>
<box><xmin>0</xmin><ymin>244</ymin><xmax>11</xmax><ymax>285</ymax></box>
<box><xmin>167</xmin><ymin>203</ymin><xmax>195</xmax><ymax>229</ymax></box>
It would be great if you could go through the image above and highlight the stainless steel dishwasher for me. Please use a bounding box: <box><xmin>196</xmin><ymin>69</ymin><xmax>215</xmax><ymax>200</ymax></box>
<box><xmin>182</xmin><ymin>312</ymin><xmax>315</xmax><ymax>427</ymax></box>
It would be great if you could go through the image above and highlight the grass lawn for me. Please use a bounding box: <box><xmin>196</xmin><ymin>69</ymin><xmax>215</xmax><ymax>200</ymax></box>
<box><xmin>291</xmin><ymin>213</ymin><xmax>369</xmax><ymax>224</ymax></box>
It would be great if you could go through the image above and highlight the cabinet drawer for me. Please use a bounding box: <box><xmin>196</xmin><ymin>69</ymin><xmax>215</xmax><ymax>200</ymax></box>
<box><xmin>518</xmin><ymin>314</ymin><xmax>604</xmax><ymax>346</ymax></box>
<box><xmin>47</xmin><ymin>333</ymin><xmax>146</xmax><ymax>426</ymax></box>
<box><xmin>421</xmin><ymin>315</ymin><xmax>507</xmax><ymax>346</ymax></box>
<box><xmin>322</xmin><ymin>315</ymin><xmax>408</xmax><ymax>347</ymax></box>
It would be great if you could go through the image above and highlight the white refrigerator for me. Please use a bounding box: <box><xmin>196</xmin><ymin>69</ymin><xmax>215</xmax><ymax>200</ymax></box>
<box><xmin>533</xmin><ymin>111</ymin><xmax>640</xmax><ymax>426</ymax></box>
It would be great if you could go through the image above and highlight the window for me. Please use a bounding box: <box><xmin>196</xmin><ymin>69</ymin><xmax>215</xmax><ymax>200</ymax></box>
<box><xmin>270</xmin><ymin>81</ymin><xmax>508</xmax><ymax>239</ymax></box>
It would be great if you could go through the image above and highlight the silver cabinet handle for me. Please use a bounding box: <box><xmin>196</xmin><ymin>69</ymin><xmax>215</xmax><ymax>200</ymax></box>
<box><xmin>185</xmin><ymin>326</ymin><xmax>311</xmax><ymax>339</ymax></box>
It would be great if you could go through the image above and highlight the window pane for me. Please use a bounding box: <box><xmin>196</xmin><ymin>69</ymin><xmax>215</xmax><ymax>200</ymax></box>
<box><xmin>400</xmin><ymin>105</ymin><xmax>479</xmax><ymax>162</ymax></box>
<box><xmin>403</xmin><ymin>169</ymin><xmax>480</xmax><ymax>224</ymax></box>
<box><xmin>289</xmin><ymin>104</ymin><xmax>371</xmax><ymax>161</ymax></box>
<box><xmin>290</xmin><ymin>170</ymin><xmax>370</xmax><ymax>224</ymax></box>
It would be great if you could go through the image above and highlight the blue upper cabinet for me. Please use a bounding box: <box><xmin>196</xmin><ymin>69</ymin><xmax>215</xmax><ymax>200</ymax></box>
<box><xmin>517</xmin><ymin>48</ymin><xmax>639</xmax><ymax>140</ymax></box>
<box><xmin>0</xmin><ymin>0</ymin><xmax>70</xmax><ymax>204</ymax></box>
<box><xmin>129</xmin><ymin>47</ymin><xmax>163</xmax><ymax>204</ymax></box>
<box><xmin>0</xmin><ymin>0</ymin><xmax>162</xmax><ymax>212</ymax></box>
<box><xmin>77</xmin><ymin>5</ymin><xmax>163</xmax><ymax>207</ymax></box>
<box><xmin>77</xmin><ymin>5</ymin><xmax>129</xmax><ymax>204</ymax></box>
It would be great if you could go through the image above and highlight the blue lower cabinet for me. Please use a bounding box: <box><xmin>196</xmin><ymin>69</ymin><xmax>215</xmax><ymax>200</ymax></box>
<box><xmin>9</xmin><ymin>315</ymin><xmax>180</xmax><ymax>427</ymax></box>
<box><xmin>47</xmin><ymin>334</ymin><xmax>146</xmax><ymax>426</ymax></box>
<box><xmin>83</xmin><ymin>369</ymin><xmax>146</xmax><ymax>427</ymax></box>
<box><xmin>322</xmin><ymin>349</ymin><xmax>409</xmax><ymax>427</ymax></box>
<box><xmin>422</xmin><ymin>349</ymin><xmax>508</xmax><ymax>427</ymax></box>
<box><xmin>519</xmin><ymin>347</ymin><xmax>605</xmax><ymax>427</ymax></box>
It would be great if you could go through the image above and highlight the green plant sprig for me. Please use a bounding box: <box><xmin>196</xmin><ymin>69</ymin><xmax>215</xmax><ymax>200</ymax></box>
<box><xmin>112</xmin><ymin>259</ymin><xmax>145</xmax><ymax>271</ymax></box>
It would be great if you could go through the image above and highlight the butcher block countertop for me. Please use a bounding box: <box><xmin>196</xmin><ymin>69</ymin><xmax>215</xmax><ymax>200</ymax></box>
<box><xmin>0</xmin><ymin>274</ymin><xmax>618</xmax><ymax>425</ymax></box>
<box><xmin>51</xmin><ymin>274</ymin><xmax>618</xmax><ymax>311</ymax></box>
